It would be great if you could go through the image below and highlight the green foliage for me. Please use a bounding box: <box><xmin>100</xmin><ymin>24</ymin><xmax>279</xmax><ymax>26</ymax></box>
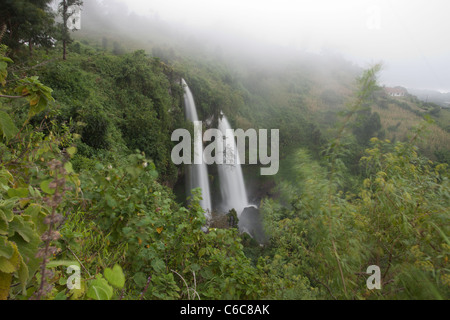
<box><xmin>263</xmin><ymin>135</ymin><xmax>450</xmax><ymax>299</ymax></box>
<box><xmin>352</xmin><ymin>110</ymin><xmax>382</xmax><ymax>145</ymax></box>
<box><xmin>435</xmin><ymin>149</ymin><xmax>450</xmax><ymax>165</ymax></box>
<box><xmin>0</xmin><ymin>48</ymin><xmax>13</xmax><ymax>86</ymax></box>
<box><xmin>0</xmin><ymin>111</ymin><xmax>19</xmax><ymax>143</ymax></box>
<box><xmin>86</xmin><ymin>274</ymin><xmax>114</xmax><ymax>300</ymax></box>
<box><xmin>81</xmin><ymin>111</ymin><xmax>110</xmax><ymax>149</ymax></box>
<box><xmin>0</xmin><ymin>131</ymin><xmax>62</xmax><ymax>300</ymax></box>
<box><xmin>0</xmin><ymin>46</ymin><xmax>80</xmax><ymax>299</ymax></box>
<box><xmin>104</xmin><ymin>264</ymin><xmax>125</xmax><ymax>289</ymax></box>
<box><xmin>261</xmin><ymin>65</ymin><xmax>450</xmax><ymax>300</ymax></box>
<box><xmin>0</xmin><ymin>191</ymin><xmax>41</xmax><ymax>299</ymax></box>
<box><xmin>2</xmin><ymin>15</ymin><xmax>450</xmax><ymax>301</ymax></box>
<box><xmin>15</xmin><ymin>76</ymin><xmax>55</xmax><ymax>119</ymax></box>
<box><xmin>0</xmin><ymin>45</ymin><xmax>54</xmax><ymax>132</ymax></box>
<box><xmin>227</xmin><ymin>209</ymin><xmax>238</xmax><ymax>229</ymax></box>
<box><xmin>0</xmin><ymin>48</ymin><xmax>69</xmax><ymax>300</ymax></box>
<box><xmin>76</xmin><ymin>156</ymin><xmax>262</xmax><ymax>299</ymax></box>
<box><xmin>0</xmin><ymin>0</ymin><xmax>56</xmax><ymax>52</ymax></box>
<box><xmin>84</xmin><ymin>264</ymin><xmax>124</xmax><ymax>300</ymax></box>
<box><xmin>0</xmin><ymin>41</ymin><xmax>264</xmax><ymax>300</ymax></box>
<box><xmin>37</xmin><ymin>49</ymin><xmax>181</xmax><ymax>184</ymax></box>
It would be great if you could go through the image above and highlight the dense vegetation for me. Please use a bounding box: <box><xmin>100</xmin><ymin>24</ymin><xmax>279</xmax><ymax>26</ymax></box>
<box><xmin>0</xmin><ymin>1</ymin><xmax>449</xmax><ymax>300</ymax></box>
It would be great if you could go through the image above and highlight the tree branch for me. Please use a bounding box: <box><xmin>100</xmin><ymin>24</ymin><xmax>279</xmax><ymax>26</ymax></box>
<box><xmin>0</xmin><ymin>93</ymin><xmax>29</xmax><ymax>99</ymax></box>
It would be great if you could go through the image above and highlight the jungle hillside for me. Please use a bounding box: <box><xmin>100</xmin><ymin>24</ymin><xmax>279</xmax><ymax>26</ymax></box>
<box><xmin>0</xmin><ymin>0</ymin><xmax>449</xmax><ymax>302</ymax></box>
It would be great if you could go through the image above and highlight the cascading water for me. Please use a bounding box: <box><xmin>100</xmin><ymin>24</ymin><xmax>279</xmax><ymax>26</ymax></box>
<box><xmin>181</xmin><ymin>79</ymin><xmax>212</xmax><ymax>218</ymax></box>
<box><xmin>180</xmin><ymin>82</ymin><xmax>264</xmax><ymax>242</ymax></box>
<box><xmin>217</xmin><ymin>114</ymin><xmax>249</xmax><ymax>218</ymax></box>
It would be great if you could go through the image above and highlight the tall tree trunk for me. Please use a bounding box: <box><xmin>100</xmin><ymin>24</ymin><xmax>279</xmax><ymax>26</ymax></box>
<box><xmin>63</xmin><ymin>38</ymin><xmax>66</xmax><ymax>60</ymax></box>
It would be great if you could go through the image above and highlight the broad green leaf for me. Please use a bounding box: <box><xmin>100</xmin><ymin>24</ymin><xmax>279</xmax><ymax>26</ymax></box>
<box><xmin>0</xmin><ymin>237</ymin><xmax>14</xmax><ymax>259</ymax></box>
<box><xmin>105</xmin><ymin>194</ymin><xmax>117</xmax><ymax>208</ymax></box>
<box><xmin>0</xmin><ymin>168</ymin><xmax>13</xmax><ymax>187</ymax></box>
<box><xmin>0</xmin><ymin>199</ymin><xmax>16</xmax><ymax>217</ymax></box>
<box><xmin>190</xmin><ymin>263</ymin><xmax>200</xmax><ymax>272</ymax></box>
<box><xmin>151</xmin><ymin>258</ymin><xmax>166</xmax><ymax>273</ymax></box>
<box><xmin>9</xmin><ymin>216</ymin><xmax>35</xmax><ymax>243</ymax></box>
<box><xmin>0</xmin><ymin>219</ymin><xmax>7</xmax><ymax>235</ymax></box>
<box><xmin>0</xmin><ymin>209</ymin><xmax>8</xmax><ymax>224</ymax></box>
<box><xmin>133</xmin><ymin>272</ymin><xmax>147</xmax><ymax>287</ymax></box>
<box><xmin>28</xmin><ymin>185</ymin><xmax>42</xmax><ymax>198</ymax></box>
<box><xmin>54</xmin><ymin>291</ymin><xmax>67</xmax><ymax>300</ymax></box>
<box><xmin>87</xmin><ymin>285</ymin><xmax>111</xmax><ymax>300</ymax></box>
<box><xmin>69</xmin><ymin>280</ymin><xmax>86</xmax><ymax>300</ymax></box>
<box><xmin>0</xmin><ymin>257</ymin><xmax>16</xmax><ymax>273</ymax></box>
<box><xmin>104</xmin><ymin>264</ymin><xmax>125</xmax><ymax>288</ymax></box>
<box><xmin>0</xmin><ymin>111</ymin><xmax>19</xmax><ymax>142</ymax></box>
<box><xmin>24</xmin><ymin>204</ymin><xmax>41</xmax><ymax>217</ymax></box>
<box><xmin>0</xmin><ymin>208</ymin><xmax>14</xmax><ymax>222</ymax></box>
<box><xmin>29</xmin><ymin>95</ymin><xmax>39</xmax><ymax>106</ymax></box>
<box><xmin>66</xmin><ymin>147</ymin><xmax>77</xmax><ymax>157</ymax></box>
<box><xmin>40</xmin><ymin>179</ymin><xmax>55</xmax><ymax>195</ymax></box>
<box><xmin>17</xmin><ymin>256</ymin><xmax>29</xmax><ymax>295</ymax></box>
<box><xmin>7</xmin><ymin>188</ymin><xmax>28</xmax><ymax>199</ymax></box>
<box><xmin>0</xmin><ymin>56</ymin><xmax>13</xmax><ymax>64</ymax></box>
<box><xmin>87</xmin><ymin>275</ymin><xmax>113</xmax><ymax>300</ymax></box>
<box><xmin>28</xmin><ymin>96</ymin><xmax>47</xmax><ymax>118</ymax></box>
<box><xmin>0</xmin><ymin>243</ymin><xmax>20</xmax><ymax>273</ymax></box>
<box><xmin>24</xmin><ymin>204</ymin><xmax>46</xmax><ymax>234</ymax></box>
<box><xmin>10</xmin><ymin>231</ymin><xmax>41</xmax><ymax>280</ymax></box>
<box><xmin>64</xmin><ymin>162</ymin><xmax>74</xmax><ymax>174</ymax></box>
<box><xmin>0</xmin><ymin>272</ymin><xmax>13</xmax><ymax>300</ymax></box>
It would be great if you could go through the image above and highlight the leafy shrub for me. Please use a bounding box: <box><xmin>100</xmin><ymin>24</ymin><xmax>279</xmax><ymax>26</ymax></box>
<box><xmin>260</xmin><ymin>66</ymin><xmax>450</xmax><ymax>299</ymax></box>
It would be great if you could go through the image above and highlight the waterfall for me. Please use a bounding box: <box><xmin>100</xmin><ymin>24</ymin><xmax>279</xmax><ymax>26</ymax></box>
<box><xmin>180</xmin><ymin>81</ymin><xmax>263</xmax><ymax>241</ymax></box>
<box><xmin>217</xmin><ymin>114</ymin><xmax>249</xmax><ymax>218</ymax></box>
<box><xmin>181</xmin><ymin>79</ymin><xmax>212</xmax><ymax>217</ymax></box>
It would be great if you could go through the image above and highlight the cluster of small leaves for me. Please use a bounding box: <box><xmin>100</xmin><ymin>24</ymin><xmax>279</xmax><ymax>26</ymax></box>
<box><xmin>15</xmin><ymin>76</ymin><xmax>55</xmax><ymax>120</ymax></box>
<box><xmin>0</xmin><ymin>168</ymin><xmax>41</xmax><ymax>300</ymax></box>
<box><xmin>358</xmin><ymin>137</ymin><xmax>449</xmax><ymax>298</ymax></box>
<box><xmin>0</xmin><ymin>44</ymin><xmax>54</xmax><ymax>142</ymax></box>
<box><xmin>0</xmin><ymin>45</ymin><xmax>80</xmax><ymax>300</ymax></box>
<box><xmin>73</xmin><ymin>153</ymin><xmax>263</xmax><ymax>299</ymax></box>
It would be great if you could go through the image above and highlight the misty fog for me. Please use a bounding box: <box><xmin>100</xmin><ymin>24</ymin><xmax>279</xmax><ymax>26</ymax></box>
<box><xmin>74</xmin><ymin>0</ymin><xmax>450</xmax><ymax>92</ymax></box>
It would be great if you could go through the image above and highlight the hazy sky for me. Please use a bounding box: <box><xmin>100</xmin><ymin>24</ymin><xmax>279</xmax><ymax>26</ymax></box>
<box><xmin>111</xmin><ymin>0</ymin><xmax>450</xmax><ymax>92</ymax></box>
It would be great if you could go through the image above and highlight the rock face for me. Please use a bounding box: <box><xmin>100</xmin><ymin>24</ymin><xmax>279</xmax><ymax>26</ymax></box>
<box><xmin>238</xmin><ymin>206</ymin><xmax>268</xmax><ymax>245</ymax></box>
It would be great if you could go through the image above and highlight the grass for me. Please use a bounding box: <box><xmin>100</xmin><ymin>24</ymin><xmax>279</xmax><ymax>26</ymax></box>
<box><xmin>372</xmin><ymin>100</ymin><xmax>450</xmax><ymax>159</ymax></box>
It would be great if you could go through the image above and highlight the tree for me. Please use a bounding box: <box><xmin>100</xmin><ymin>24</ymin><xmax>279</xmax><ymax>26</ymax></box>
<box><xmin>58</xmin><ymin>0</ymin><xmax>83</xmax><ymax>60</ymax></box>
<box><xmin>352</xmin><ymin>109</ymin><xmax>382</xmax><ymax>145</ymax></box>
<box><xmin>21</xmin><ymin>9</ymin><xmax>57</xmax><ymax>56</ymax></box>
<box><xmin>0</xmin><ymin>0</ymin><xmax>55</xmax><ymax>53</ymax></box>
